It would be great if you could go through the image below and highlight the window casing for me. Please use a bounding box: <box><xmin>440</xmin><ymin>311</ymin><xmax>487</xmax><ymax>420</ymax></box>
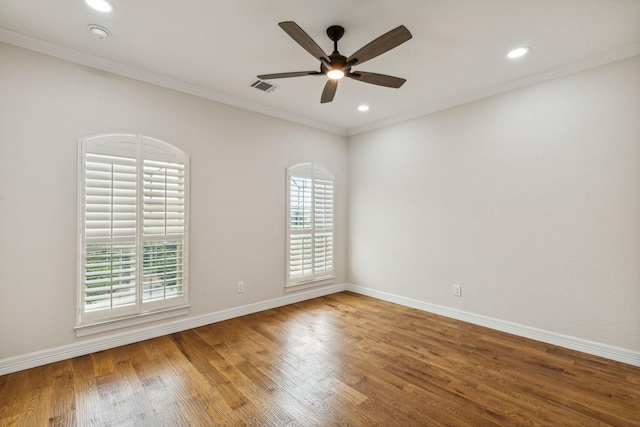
<box><xmin>286</xmin><ymin>163</ymin><xmax>334</xmax><ymax>289</ymax></box>
<box><xmin>77</xmin><ymin>134</ymin><xmax>189</xmax><ymax>329</ymax></box>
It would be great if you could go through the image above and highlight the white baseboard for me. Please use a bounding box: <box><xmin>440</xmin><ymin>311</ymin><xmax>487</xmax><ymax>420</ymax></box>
<box><xmin>0</xmin><ymin>283</ymin><xmax>347</xmax><ymax>376</ymax></box>
<box><xmin>3</xmin><ymin>282</ymin><xmax>637</xmax><ymax>375</ymax></box>
<box><xmin>346</xmin><ymin>284</ymin><xmax>640</xmax><ymax>367</ymax></box>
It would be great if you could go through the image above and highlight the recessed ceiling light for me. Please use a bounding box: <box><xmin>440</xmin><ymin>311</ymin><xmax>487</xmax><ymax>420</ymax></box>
<box><xmin>85</xmin><ymin>0</ymin><xmax>114</xmax><ymax>13</ymax></box>
<box><xmin>88</xmin><ymin>24</ymin><xmax>110</xmax><ymax>39</ymax></box>
<box><xmin>358</xmin><ymin>105</ymin><xmax>370</xmax><ymax>112</ymax></box>
<box><xmin>507</xmin><ymin>46</ymin><xmax>530</xmax><ymax>59</ymax></box>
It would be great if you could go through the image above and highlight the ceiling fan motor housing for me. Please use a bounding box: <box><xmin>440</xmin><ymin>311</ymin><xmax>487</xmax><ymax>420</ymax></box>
<box><xmin>324</xmin><ymin>26</ymin><xmax>350</xmax><ymax>75</ymax></box>
<box><xmin>322</xmin><ymin>52</ymin><xmax>349</xmax><ymax>74</ymax></box>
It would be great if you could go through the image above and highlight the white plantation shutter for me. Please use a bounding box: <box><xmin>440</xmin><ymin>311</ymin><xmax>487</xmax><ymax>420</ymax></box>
<box><xmin>84</xmin><ymin>243</ymin><xmax>137</xmax><ymax>311</ymax></box>
<box><xmin>289</xmin><ymin>233</ymin><xmax>313</xmax><ymax>279</ymax></box>
<box><xmin>286</xmin><ymin>163</ymin><xmax>335</xmax><ymax>288</ymax></box>
<box><xmin>84</xmin><ymin>152</ymin><xmax>138</xmax><ymax>314</ymax></box>
<box><xmin>143</xmin><ymin>240</ymin><xmax>185</xmax><ymax>302</ymax></box>
<box><xmin>85</xmin><ymin>154</ymin><xmax>137</xmax><ymax>239</ymax></box>
<box><xmin>289</xmin><ymin>174</ymin><xmax>312</xmax><ymax>280</ymax></box>
<box><xmin>143</xmin><ymin>159</ymin><xmax>185</xmax><ymax>236</ymax></box>
<box><xmin>142</xmin><ymin>157</ymin><xmax>186</xmax><ymax>303</ymax></box>
<box><xmin>78</xmin><ymin>134</ymin><xmax>189</xmax><ymax>326</ymax></box>
<box><xmin>289</xmin><ymin>176</ymin><xmax>312</xmax><ymax>230</ymax></box>
<box><xmin>313</xmin><ymin>178</ymin><xmax>334</xmax><ymax>274</ymax></box>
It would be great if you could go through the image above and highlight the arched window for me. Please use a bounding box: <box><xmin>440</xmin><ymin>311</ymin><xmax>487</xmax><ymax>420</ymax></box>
<box><xmin>77</xmin><ymin>134</ymin><xmax>189</xmax><ymax>333</ymax></box>
<box><xmin>286</xmin><ymin>163</ymin><xmax>334</xmax><ymax>290</ymax></box>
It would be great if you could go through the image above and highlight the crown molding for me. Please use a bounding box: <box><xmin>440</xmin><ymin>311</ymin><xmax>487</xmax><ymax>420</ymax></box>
<box><xmin>347</xmin><ymin>42</ymin><xmax>640</xmax><ymax>136</ymax></box>
<box><xmin>1</xmin><ymin>28</ymin><xmax>637</xmax><ymax>139</ymax></box>
<box><xmin>0</xmin><ymin>28</ymin><xmax>348</xmax><ymax>137</ymax></box>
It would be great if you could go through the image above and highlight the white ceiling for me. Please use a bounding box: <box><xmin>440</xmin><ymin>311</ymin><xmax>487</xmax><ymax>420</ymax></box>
<box><xmin>1</xmin><ymin>0</ymin><xmax>639</xmax><ymax>135</ymax></box>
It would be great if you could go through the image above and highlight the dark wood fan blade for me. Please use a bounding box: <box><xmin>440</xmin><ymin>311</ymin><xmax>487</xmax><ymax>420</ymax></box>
<box><xmin>347</xmin><ymin>71</ymin><xmax>406</xmax><ymax>88</ymax></box>
<box><xmin>279</xmin><ymin>21</ymin><xmax>330</xmax><ymax>63</ymax></box>
<box><xmin>346</xmin><ymin>25</ymin><xmax>412</xmax><ymax>66</ymax></box>
<box><xmin>321</xmin><ymin>79</ymin><xmax>338</xmax><ymax>103</ymax></box>
<box><xmin>258</xmin><ymin>71</ymin><xmax>321</xmax><ymax>79</ymax></box>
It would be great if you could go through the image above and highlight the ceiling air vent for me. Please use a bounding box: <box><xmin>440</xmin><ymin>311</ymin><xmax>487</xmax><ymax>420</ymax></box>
<box><xmin>249</xmin><ymin>79</ymin><xmax>277</xmax><ymax>93</ymax></box>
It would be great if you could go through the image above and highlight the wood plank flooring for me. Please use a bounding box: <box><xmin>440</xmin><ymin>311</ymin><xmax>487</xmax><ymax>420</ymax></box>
<box><xmin>1</xmin><ymin>291</ymin><xmax>639</xmax><ymax>426</ymax></box>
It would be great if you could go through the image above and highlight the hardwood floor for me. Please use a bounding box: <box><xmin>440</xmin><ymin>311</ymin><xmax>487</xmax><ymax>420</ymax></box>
<box><xmin>1</xmin><ymin>292</ymin><xmax>639</xmax><ymax>426</ymax></box>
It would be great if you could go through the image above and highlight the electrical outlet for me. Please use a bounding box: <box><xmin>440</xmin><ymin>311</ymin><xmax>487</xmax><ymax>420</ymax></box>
<box><xmin>453</xmin><ymin>284</ymin><xmax>462</xmax><ymax>297</ymax></box>
<box><xmin>237</xmin><ymin>281</ymin><xmax>245</xmax><ymax>293</ymax></box>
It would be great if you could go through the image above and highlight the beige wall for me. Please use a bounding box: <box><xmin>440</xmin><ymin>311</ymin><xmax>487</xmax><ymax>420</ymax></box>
<box><xmin>348</xmin><ymin>55</ymin><xmax>640</xmax><ymax>352</ymax></box>
<box><xmin>0</xmin><ymin>42</ymin><xmax>348</xmax><ymax>359</ymax></box>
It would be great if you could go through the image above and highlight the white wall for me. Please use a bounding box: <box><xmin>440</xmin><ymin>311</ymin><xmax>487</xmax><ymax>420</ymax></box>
<box><xmin>0</xmin><ymin>42</ymin><xmax>348</xmax><ymax>360</ymax></box>
<box><xmin>1</xmin><ymin>40</ymin><xmax>638</xmax><ymax>368</ymax></box>
<box><xmin>348</xmin><ymin>56</ymin><xmax>640</xmax><ymax>353</ymax></box>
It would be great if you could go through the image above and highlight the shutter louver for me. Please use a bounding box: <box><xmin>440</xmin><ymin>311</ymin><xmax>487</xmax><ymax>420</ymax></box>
<box><xmin>289</xmin><ymin>234</ymin><xmax>313</xmax><ymax>278</ymax></box>
<box><xmin>290</xmin><ymin>177</ymin><xmax>312</xmax><ymax>230</ymax></box>
<box><xmin>143</xmin><ymin>160</ymin><xmax>185</xmax><ymax>236</ymax></box>
<box><xmin>314</xmin><ymin>232</ymin><xmax>333</xmax><ymax>273</ymax></box>
<box><xmin>143</xmin><ymin>240</ymin><xmax>184</xmax><ymax>301</ymax></box>
<box><xmin>84</xmin><ymin>243</ymin><xmax>136</xmax><ymax>311</ymax></box>
<box><xmin>85</xmin><ymin>154</ymin><xmax>137</xmax><ymax>239</ymax></box>
<box><xmin>314</xmin><ymin>179</ymin><xmax>334</xmax><ymax>230</ymax></box>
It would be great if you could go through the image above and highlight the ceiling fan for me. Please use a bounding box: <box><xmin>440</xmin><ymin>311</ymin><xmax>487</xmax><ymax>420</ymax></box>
<box><xmin>257</xmin><ymin>21</ymin><xmax>412</xmax><ymax>103</ymax></box>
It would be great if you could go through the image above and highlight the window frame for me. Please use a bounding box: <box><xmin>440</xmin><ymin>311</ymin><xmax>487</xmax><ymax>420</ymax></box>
<box><xmin>286</xmin><ymin>163</ymin><xmax>335</xmax><ymax>291</ymax></box>
<box><xmin>76</xmin><ymin>133</ymin><xmax>190</xmax><ymax>334</ymax></box>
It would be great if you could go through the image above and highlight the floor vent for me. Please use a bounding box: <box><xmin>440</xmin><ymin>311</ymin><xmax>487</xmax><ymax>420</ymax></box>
<box><xmin>249</xmin><ymin>79</ymin><xmax>277</xmax><ymax>93</ymax></box>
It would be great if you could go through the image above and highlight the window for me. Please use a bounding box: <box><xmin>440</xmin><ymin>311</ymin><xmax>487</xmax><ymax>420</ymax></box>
<box><xmin>286</xmin><ymin>163</ymin><xmax>334</xmax><ymax>289</ymax></box>
<box><xmin>77</xmin><ymin>134</ymin><xmax>189</xmax><ymax>330</ymax></box>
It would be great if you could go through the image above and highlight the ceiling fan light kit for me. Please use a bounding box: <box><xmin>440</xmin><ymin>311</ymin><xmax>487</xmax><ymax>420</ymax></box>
<box><xmin>327</xmin><ymin>69</ymin><xmax>345</xmax><ymax>80</ymax></box>
<box><xmin>258</xmin><ymin>21</ymin><xmax>412</xmax><ymax>103</ymax></box>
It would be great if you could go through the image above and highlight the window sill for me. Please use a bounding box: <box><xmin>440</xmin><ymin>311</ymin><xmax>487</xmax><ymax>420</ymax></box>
<box><xmin>75</xmin><ymin>305</ymin><xmax>190</xmax><ymax>337</ymax></box>
<box><xmin>285</xmin><ymin>276</ymin><xmax>335</xmax><ymax>293</ymax></box>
